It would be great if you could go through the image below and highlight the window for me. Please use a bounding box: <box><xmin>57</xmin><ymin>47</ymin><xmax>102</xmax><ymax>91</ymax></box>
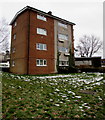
<box><xmin>37</xmin><ymin>28</ymin><xmax>47</xmax><ymax>36</ymax></box>
<box><xmin>37</xmin><ymin>14</ymin><xmax>47</xmax><ymax>21</ymax></box>
<box><xmin>12</xmin><ymin>47</ymin><xmax>16</xmax><ymax>53</ymax></box>
<box><xmin>59</xmin><ymin>61</ymin><xmax>69</xmax><ymax>66</ymax></box>
<box><xmin>36</xmin><ymin>59</ymin><xmax>47</xmax><ymax>66</ymax></box>
<box><xmin>36</xmin><ymin>43</ymin><xmax>47</xmax><ymax>50</ymax></box>
<box><xmin>58</xmin><ymin>46</ymin><xmax>69</xmax><ymax>53</ymax></box>
<box><xmin>13</xmin><ymin>21</ymin><xmax>17</xmax><ymax>27</ymax></box>
<box><xmin>58</xmin><ymin>33</ymin><xmax>68</xmax><ymax>40</ymax></box>
<box><xmin>13</xmin><ymin>34</ymin><xmax>16</xmax><ymax>40</ymax></box>
<box><xmin>58</xmin><ymin>22</ymin><xmax>67</xmax><ymax>28</ymax></box>
<box><xmin>11</xmin><ymin>61</ymin><xmax>15</xmax><ymax>67</ymax></box>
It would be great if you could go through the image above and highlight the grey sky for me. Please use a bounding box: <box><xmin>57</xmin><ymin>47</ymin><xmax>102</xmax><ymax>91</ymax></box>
<box><xmin>0</xmin><ymin>0</ymin><xmax>104</xmax><ymax>57</ymax></box>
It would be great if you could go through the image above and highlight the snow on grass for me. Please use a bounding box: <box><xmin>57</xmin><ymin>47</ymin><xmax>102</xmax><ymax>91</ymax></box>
<box><xmin>75</xmin><ymin>96</ymin><xmax>81</xmax><ymax>99</ymax></box>
<box><xmin>2</xmin><ymin>72</ymin><xmax>104</xmax><ymax>119</ymax></box>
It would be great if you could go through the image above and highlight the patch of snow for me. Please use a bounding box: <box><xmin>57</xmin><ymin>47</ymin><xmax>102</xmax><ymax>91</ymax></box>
<box><xmin>49</xmin><ymin>99</ymin><xmax>53</xmax><ymax>101</ymax></box>
<box><xmin>55</xmin><ymin>89</ymin><xmax>60</xmax><ymax>92</ymax></box>
<box><xmin>95</xmin><ymin>77</ymin><xmax>103</xmax><ymax>81</ymax></box>
<box><xmin>62</xmin><ymin>95</ymin><xmax>67</xmax><ymax>98</ymax></box>
<box><xmin>59</xmin><ymin>101</ymin><xmax>63</xmax><ymax>104</ymax></box>
<box><xmin>18</xmin><ymin>86</ymin><xmax>21</xmax><ymax>88</ymax></box>
<box><xmin>55</xmin><ymin>104</ymin><xmax>60</xmax><ymax>106</ymax></box>
<box><xmin>24</xmin><ymin>79</ymin><xmax>30</xmax><ymax>82</ymax></box>
<box><xmin>85</xmin><ymin>106</ymin><xmax>91</xmax><ymax>109</ymax></box>
<box><xmin>36</xmin><ymin>74</ymin><xmax>73</xmax><ymax>79</ymax></box>
<box><xmin>82</xmin><ymin>103</ymin><xmax>88</xmax><ymax>106</ymax></box>
<box><xmin>68</xmin><ymin>91</ymin><xmax>75</xmax><ymax>95</ymax></box>
<box><xmin>75</xmin><ymin>96</ymin><xmax>81</xmax><ymax>98</ymax></box>
<box><xmin>79</xmin><ymin>106</ymin><xmax>83</xmax><ymax>109</ymax></box>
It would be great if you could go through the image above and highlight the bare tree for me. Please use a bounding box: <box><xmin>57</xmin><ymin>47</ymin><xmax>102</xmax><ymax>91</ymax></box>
<box><xmin>0</xmin><ymin>18</ymin><xmax>10</xmax><ymax>52</ymax></box>
<box><xmin>76</xmin><ymin>35</ymin><xmax>102</xmax><ymax>57</ymax></box>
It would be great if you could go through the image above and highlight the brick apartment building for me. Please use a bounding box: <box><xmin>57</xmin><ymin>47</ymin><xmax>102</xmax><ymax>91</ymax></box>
<box><xmin>10</xmin><ymin>6</ymin><xmax>75</xmax><ymax>75</ymax></box>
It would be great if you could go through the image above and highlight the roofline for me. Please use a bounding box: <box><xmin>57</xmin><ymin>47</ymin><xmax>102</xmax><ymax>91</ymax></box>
<box><xmin>10</xmin><ymin>6</ymin><xmax>28</xmax><ymax>25</ymax></box>
<box><xmin>75</xmin><ymin>57</ymin><xmax>101</xmax><ymax>59</ymax></box>
<box><xmin>10</xmin><ymin>6</ymin><xmax>76</xmax><ymax>25</ymax></box>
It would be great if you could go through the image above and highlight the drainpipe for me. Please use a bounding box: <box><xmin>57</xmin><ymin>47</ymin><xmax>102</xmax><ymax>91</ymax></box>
<box><xmin>27</xmin><ymin>10</ymin><xmax>30</xmax><ymax>74</ymax></box>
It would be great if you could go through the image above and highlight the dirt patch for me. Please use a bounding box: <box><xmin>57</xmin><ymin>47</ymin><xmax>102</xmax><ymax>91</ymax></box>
<box><xmin>79</xmin><ymin>90</ymin><xmax>96</xmax><ymax>95</ymax></box>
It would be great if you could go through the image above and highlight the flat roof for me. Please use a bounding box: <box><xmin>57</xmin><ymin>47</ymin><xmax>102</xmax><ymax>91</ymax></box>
<box><xmin>10</xmin><ymin>6</ymin><xmax>75</xmax><ymax>25</ymax></box>
<box><xmin>75</xmin><ymin>57</ymin><xmax>101</xmax><ymax>61</ymax></box>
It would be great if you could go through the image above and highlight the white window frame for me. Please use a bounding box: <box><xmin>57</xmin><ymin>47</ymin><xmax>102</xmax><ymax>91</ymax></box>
<box><xmin>58</xmin><ymin>22</ymin><xmax>67</xmax><ymax>28</ymax></box>
<box><xmin>12</xmin><ymin>47</ymin><xmax>16</xmax><ymax>53</ymax></box>
<box><xmin>58</xmin><ymin>33</ymin><xmax>68</xmax><ymax>40</ymax></box>
<box><xmin>11</xmin><ymin>61</ymin><xmax>15</xmax><ymax>67</ymax></box>
<box><xmin>13</xmin><ymin>34</ymin><xmax>16</xmax><ymax>40</ymax></box>
<box><xmin>13</xmin><ymin>21</ymin><xmax>17</xmax><ymax>27</ymax></box>
<box><xmin>36</xmin><ymin>43</ymin><xmax>47</xmax><ymax>50</ymax></box>
<box><xmin>36</xmin><ymin>59</ymin><xmax>47</xmax><ymax>66</ymax></box>
<box><xmin>58</xmin><ymin>46</ymin><xmax>69</xmax><ymax>53</ymax></box>
<box><xmin>37</xmin><ymin>14</ymin><xmax>47</xmax><ymax>21</ymax></box>
<box><xmin>37</xmin><ymin>28</ymin><xmax>47</xmax><ymax>36</ymax></box>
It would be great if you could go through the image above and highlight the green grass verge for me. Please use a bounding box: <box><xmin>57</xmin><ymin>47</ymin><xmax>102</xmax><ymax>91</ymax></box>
<box><xmin>1</xmin><ymin>72</ymin><xmax>105</xmax><ymax>119</ymax></box>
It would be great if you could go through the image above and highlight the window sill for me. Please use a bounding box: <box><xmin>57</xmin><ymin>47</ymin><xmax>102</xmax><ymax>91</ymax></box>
<box><xmin>58</xmin><ymin>39</ymin><xmax>64</xmax><ymax>42</ymax></box>
<box><xmin>36</xmin><ymin>49</ymin><xmax>47</xmax><ymax>51</ymax></box>
<box><xmin>37</xmin><ymin>33</ymin><xmax>47</xmax><ymax>36</ymax></box>
<box><xmin>64</xmin><ymin>53</ymin><xmax>70</xmax><ymax>56</ymax></box>
<box><xmin>59</xmin><ymin>65</ymin><xmax>69</xmax><ymax>66</ymax></box>
<box><xmin>36</xmin><ymin>65</ymin><xmax>47</xmax><ymax>67</ymax></box>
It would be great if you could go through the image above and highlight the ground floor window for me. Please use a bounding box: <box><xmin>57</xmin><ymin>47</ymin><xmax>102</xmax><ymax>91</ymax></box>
<box><xmin>59</xmin><ymin>61</ymin><xmax>69</xmax><ymax>66</ymax></box>
<box><xmin>11</xmin><ymin>60</ymin><xmax>15</xmax><ymax>67</ymax></box>
<box><xmin>36</xmin><ymin>59</ymin><xmax>47</xmax><ymax>66</ymax></box>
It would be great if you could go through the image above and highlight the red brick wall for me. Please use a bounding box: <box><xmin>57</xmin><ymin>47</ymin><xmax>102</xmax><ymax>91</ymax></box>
<box><xmin>28</xmin><ymin>11</ymin><xmax>55</xmax><ymax>75</ymax></box>
<box><xmin>10</xmin><ymin>10</ymin><xmax>29</xmax><ymax>74</ymax></box>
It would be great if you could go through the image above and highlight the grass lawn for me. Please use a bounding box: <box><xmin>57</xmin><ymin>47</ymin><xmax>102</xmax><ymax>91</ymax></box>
<box><xmin>1</xmin><ymin>72</ymin><xmax>105</xmax><ymax>119</ymax></box>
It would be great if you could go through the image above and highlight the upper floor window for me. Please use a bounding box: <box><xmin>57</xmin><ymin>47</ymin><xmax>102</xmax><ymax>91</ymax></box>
<box><xmin>13</xmin><ymin>34</ymin><xmax>16</xmax><ymax>40</ymax></box>
<box><xmin>37</xmin><ymin>14</ymin><xmax>47</xmax><ymax>21</ymax></box>
<box><xmin>36</xmin><ymin>59</ymin><xmax>47</xmax><ymax>66</ymax></box>
<box><xmin>58</xmin><ymin>33</ymin><xmax>68</xmax><ymax>40</ymax></box>
<box><xmin>13</xmin><ymin>21</ymin><xmax>17</xmax><ymax>27</ymax></box>
<box><xmin>36</xmin><ymin>43</ymin><xmax>47</xmax><ymax>50</ymax></box>
<box><xmin>11</xmin><ymin>60</ymin><xmax>15</xmax><ymax>67</ymax></box>
<box><xmin>37</xmin><ymin>28</ymin><xmax>47</xmax><ymax>36</ymax></box>
<box><xmin>12</xmin><ymin>47</ymin><xmax>16</xmax><ymax>53</ymax></box>
<box><xmin>58</xmin><ymin>22</ymin><xmax>67</xmax><ymax>28</ymax></box>
<box><xmin>58</xmin><ymin>46</ymin><xmax>69</xmax><ymax>53</ymax></box>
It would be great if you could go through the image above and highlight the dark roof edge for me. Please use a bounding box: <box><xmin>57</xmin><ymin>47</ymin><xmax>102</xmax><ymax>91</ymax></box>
<box><xmin>10</xmin><ymin>6</ymin><xmax>76</xmax><ymax>25</ymax></box>
<box><xmin>75</xmin><ymin>57</ymin><xmax>101</xmax><ymax>59</ymax></box>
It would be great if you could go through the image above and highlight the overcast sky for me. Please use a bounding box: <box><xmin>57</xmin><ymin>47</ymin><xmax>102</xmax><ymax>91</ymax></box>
<box><xmin>0</xmin><ymin>0</ymin><xmax>104</xmax><ymax>57</ymax></box>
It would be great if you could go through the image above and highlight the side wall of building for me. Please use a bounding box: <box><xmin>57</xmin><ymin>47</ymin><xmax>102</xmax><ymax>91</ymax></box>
<box><xmin>10</xmin><ymin>10</ymin><xmax>29</xmax><ymax>74</ymax></box>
